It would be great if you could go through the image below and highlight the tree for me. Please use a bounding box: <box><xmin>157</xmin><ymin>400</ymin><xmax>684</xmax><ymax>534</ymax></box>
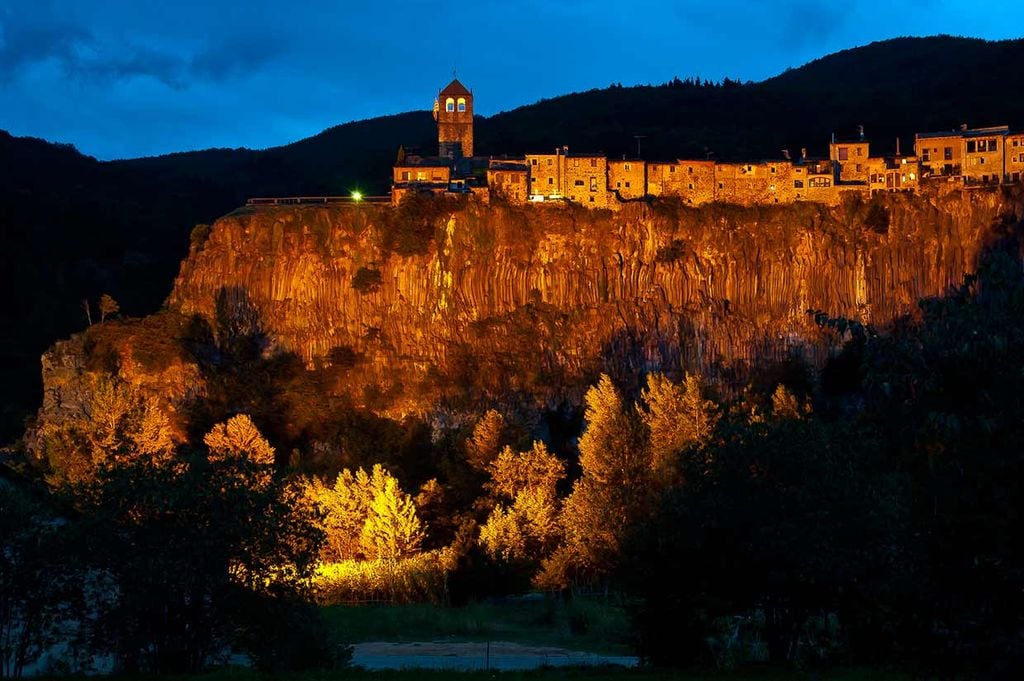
<box><xmin>639</xmin><ymin>373</ymin><xmax>718</xmax><ymax>486</ymax></box>
<box><xmin>203</xmin><ymin>413</ymin><xmax>275</xmax><ymax>465</ymax></box>
<box><xmin>465</xmin><ymin>409</ymin><xmax>505</xmax><ymax>471</ymax></box>
<box><xmin>479</xmin><ymin>442</ymin><xmax>565</xmax><ymax>564</ymax></box>
<box><xmin>547</xmin><ymin>374</ymin><xmax>649</xmax><ymax>586</ymax></box>
<box><xmin>98</xmin><ymin>294</ymin><xmax>119</xmax><ymax>323</ymax></box>
<box><xmin>305</xmin><ymin>464</ymin><xmax>424</xmax><ymax>562</ymax></box>
<box><xmin>36</xmin><ymin>374</ymin><xmax>176</xmax><ymax>486</ymax></box>
<box><xmin>73</xmin><ymin>442</ymin><xmax>324</xmax><ymax>675</ymax></box>
<box><xmin>359</xmin><ymin>477</ymin><xmax>424</xmax><ymax>560</ymax></box>
<box><xmin>0</xmin><ymin>485</ymin><xmax>80</xmax><ymax>678</ymax></box>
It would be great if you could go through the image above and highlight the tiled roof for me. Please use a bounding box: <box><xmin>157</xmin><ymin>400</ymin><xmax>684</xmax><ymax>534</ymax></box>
<box><xmin>440</xmin><ymin>79</ymin><xmax>471</xmax><ymax>96</ymax></box>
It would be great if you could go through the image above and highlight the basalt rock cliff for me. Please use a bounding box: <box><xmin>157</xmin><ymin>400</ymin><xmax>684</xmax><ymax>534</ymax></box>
<box><xmin>35</xmin><ymin>188</ymin><xmax>1024</xmax><ymax>447</ymax></box>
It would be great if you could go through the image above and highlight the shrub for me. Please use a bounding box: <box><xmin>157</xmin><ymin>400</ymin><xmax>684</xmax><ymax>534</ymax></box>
<box><xmin>351</xmin><ymin>267</ymin><xmax>383</xmax><ymax>294</ymax></box>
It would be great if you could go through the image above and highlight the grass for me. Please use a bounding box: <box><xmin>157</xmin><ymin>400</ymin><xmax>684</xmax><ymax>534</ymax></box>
<box><xmin>140</xmin><ymin>666</ymin><xmax>910</xmax><ymax>681</ymax></box>
<box><xmin>320</xmin><ymin>595</ymin><xmax>633</xmax><ymax>654</ymax></box>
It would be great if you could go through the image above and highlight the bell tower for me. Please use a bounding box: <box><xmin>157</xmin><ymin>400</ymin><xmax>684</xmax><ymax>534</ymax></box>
<box><xmin>434</xmin><ymin>79</ymin><xmax>473</xmax><ymax>158</ymax></box>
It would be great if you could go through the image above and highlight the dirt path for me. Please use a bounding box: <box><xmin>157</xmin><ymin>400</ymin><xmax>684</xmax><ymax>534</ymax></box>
<box><xmin>351</xmin><ymin>640</ymin><xmax>639</xmax><ymax>671</ymax></box>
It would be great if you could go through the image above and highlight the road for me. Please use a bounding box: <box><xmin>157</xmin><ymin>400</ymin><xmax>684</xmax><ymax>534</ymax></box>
<box><xmin>351</xmin><ymin>640</ymin><xmax>639</xmax><ymax>671</ymax></box>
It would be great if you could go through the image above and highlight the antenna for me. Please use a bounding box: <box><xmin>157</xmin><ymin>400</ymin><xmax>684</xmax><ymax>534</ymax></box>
<box><xmin>633</xmin><ymin>135</ymin><xmax>646</xmax><ymax>158</ymax></box>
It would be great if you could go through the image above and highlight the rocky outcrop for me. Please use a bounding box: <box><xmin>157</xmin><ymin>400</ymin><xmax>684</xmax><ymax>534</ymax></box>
<box><xmin>34</xmin><ymin>187</ymin><xmax>1024</xmax><ymax>434</ymax></box>
<box><xmin>170</xmin><ymin>188</ymin><xmax>1022</xmax><ymax>402</ymax></box>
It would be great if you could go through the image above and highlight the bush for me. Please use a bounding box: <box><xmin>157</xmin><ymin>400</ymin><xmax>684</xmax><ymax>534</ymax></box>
<box><xmin>312</xmin><ymin>549</ymin><xmax>456</xmax><ymax>605</ymax></box>
<box><xmin>351</xmin><ymin>267</ymin><xmax>383</xmax><ymax>294</ymax></box>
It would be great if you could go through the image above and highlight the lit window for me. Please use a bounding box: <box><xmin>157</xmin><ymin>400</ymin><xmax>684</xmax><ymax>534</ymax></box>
<box><xmin>624</xmin><ymin>163</ymin><xmax>631</xmax><ymax>171</ymax></box>
<box><xmin>446</xmin><ymin>98</ymin><xmax>455</xmax><ymax>112</ymax></box>
<box><xmin>573</xmin><ymin>159</ymin><xmax>580</xmax><ymax>168</ymax></box>
<box><xmin>838</xmin><ymin>147</ymin><xmax>849</xmax><ymax>161</ymax></box>
<box><xmin>457</xmin><ymin>97</ymin><xmax>466</xmax><ymax>112</ymax></box>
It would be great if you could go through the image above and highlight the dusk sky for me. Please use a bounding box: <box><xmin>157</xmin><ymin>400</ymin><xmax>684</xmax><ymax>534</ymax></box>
<box><xmin>1</xmin><ymin>0</ymin><xmax>1021</xmax><ymax>160</ymax></box>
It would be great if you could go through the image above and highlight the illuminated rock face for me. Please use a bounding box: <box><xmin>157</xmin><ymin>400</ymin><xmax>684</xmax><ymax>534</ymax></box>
<box><xmin>162</xmin><ymin>188</ymin><xmax>1022</xmax><ymax>410</ymax></box>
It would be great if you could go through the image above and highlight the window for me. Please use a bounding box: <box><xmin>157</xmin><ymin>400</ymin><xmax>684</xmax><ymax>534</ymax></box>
<box><xmin>616</xmin><ymin>182</ymin><xmax>621</xmax><ymax>188</ymax></box>
<box><xmin>624</xmin><ymin>163</ymin><xmax>631</xmax><ymax>171</ymax></box>
<box><xmin>856</xmin><ymin>147</ymin><xmax>863</xmax><ymax>156</ymax></box>
<box><xmin>531</xmin><ymin>159</ymin><xmax>537</xmax><ymax>165</ymax></box>
<box><xmin>770</xmin><ymin>184</ymin><xmax>776</xmax><ymax>191</ymax></box>
<box><xmin>944</xmin><ymin>147</ymin><xmax>953</xmax><ymax>160</ymax></box>
<box><xmin>445</xmin><ymin>98</ymin><xmax>455</xmax><ymax>112</ymax></box>
<box><xmin>589</xmin><ymin>196</ymin><xmax>595</xmax><ymax>202</ymax></box>
<box><xmin>625</xmin><ymin>181</ymin><xmax>631</xmax><ymax>188</ymax></box>
<box><xmin>590</xmin><ymin>177</ymin><xmax>598</xmax><ymax>191</ymax></box>
<box><xmin>590</xmin><ymin>158</ymin><xmax>597</xmax><ymax>168</ymax></box>
<box><xmin>402</xmin><ymin>171</ymin><xmax>410</xmax><ymax>181</ymax></box>
<box><xmin>855</xmin><ymin>163</ymin><xmax>862</xmax><ymax>172</ymax></box>
<box><xmin>967</xmin><ymin>140</ymin><xmax>976</xmax><ymax>153</ymax></box>
<box><xmin>457</xmin><ymin>97</ymin><xmax>466</xmax><ymax>112</ymax></box>
<box><xmin>548</xmin><ymin>177</ymin><xmax>553</xmax><ymax>185</ymax></box>
<box><xmin>547</xmin><ymin>159</ymin><xmax>552</xmax><ymax>166</ymax></box>
<box><xmin>688</xmin><ymin>166</ymin><xmax>693</xmax><ymax>173</ymax></box>
<box><xmin>417</xmin><ymin>171</ymin><xmax>426</xmax><ymax>180</ymax></box>
<box><xmin>770</xmin><ymin>166</ymin><xmax>776</xmax><ymax>173</ymax></box>
<box><xmin>809</xmin><ymin>177</ymin><xmax>831</xmax><ymax>187</ymax></box>
<box><xmin>794</xmin><ymin>180</ymin><xmax>804</xmax><ymax>188</ymax></box>
<box><xmin>922</xmin><ymin>150</ymin><xmax>930</xmax><ymax>162</ymax></box>
<box><xmin>718</xmin><ymin>182</ymin><xmax>724</xmax><ymax>189</ymax></box>
<box><xmin>670</xmin><ymin>166</ymin><xmax>676</xmax><ymax>173</ymax></box>
<box><xmin>573</xmin><ymin>159</ymin><xmax>580</xmax><ymax>168</ymax></box>
<box><xmin>575</xmin><ymin>180</ymin><xmax>585</xmax><ymax>186</ymax></box>
<box><xmin>688</xmin><ymin>183</ymin><xmax>694</xmax><ymax>190</ymax></box>
<box><xmin>838</xmin><ymin>147</ymin><xmax>849</xmax><ymax>161</ymax></box>
<box><xmin>909</xmin><ymin>173</ymin><xmax>916</xmax><ymax>180</ymax></box>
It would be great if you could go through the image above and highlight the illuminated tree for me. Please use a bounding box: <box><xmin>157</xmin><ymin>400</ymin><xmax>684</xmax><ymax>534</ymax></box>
<box><xmin>98</xmin><ymin>293</ymin><xmax>119</xmax><ymax>323</ymax></box>
<box><xmin>770</xmin><ymin>384</ymin><xmax>805</xmax><ymax>420</ymax></box>
<box><xmin>487</xmin><ymin>442</ymin><xmax>564</xmax><ymax>500</ymax></box>
<box><xmin>639</xmin><ymin>372</ymin><xmax>718</xmax><ymax>485</ymax></box>
<box><xmin>554</xmin><ymin>374</ymin><xmax>649</xmax><ymax>584</ymax></box>
<box><xmin>479</xmin><ymin>442</ymin><xmax>565</xmax><ymax>563</ymax></box>
<box><xmin>203</xmin><ymin>414</ymin><xmax>276</xmax><ymax>465</ymax></box>
<box><xmin>359</xmin><ymin>477</ymin><xmax>424</xmax><ymax>560</ymax></box>
<box><xmin>38</xmin><ymin>374</ymin><xmax>176</xmax><ymax>486</ymax></box>
<box><xmin>305</xmin><ymin>464</ymin><xmax>424</xmax><ymax>562</ymax></box>
<box><xmin>465</xmin><ymin>409</ymin><xmax>505</xmax><ymax>471</ymax></box>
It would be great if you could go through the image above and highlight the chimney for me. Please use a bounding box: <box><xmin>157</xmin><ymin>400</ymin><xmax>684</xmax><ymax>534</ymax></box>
<box><xmin>896</xmin><ymin>137</ymin><xmax>901</xmax><ymax>156</ymax></box>
<box><xmin>858</xmin><ymin>124</ymin><xmax>865</xmax><ymax>141</ymax></box>
<box><xmin>961</xmin><ymin>123</ymin><xmax>968</xmax><ymax>132</ymax></box>
<box><xmin>801</xmin><ymin>147</ymin><xmax>807</xmax><ymax>161</ymax></box>
<box><xmin>782</xmin><ymin>149</ymin><xmax>791</xmax><ymax>160</ymax></box>
<box><xmin>831</xmin><ymin>132</ymin><xmax>835</xmax><ymax>144</ymax></box>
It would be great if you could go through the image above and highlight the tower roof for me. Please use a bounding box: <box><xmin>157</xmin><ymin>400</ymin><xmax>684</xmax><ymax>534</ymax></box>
<box><xmin>440</xmin><ymin>79</ymin><xmax>471</xmax><ymax>96</ymax></box>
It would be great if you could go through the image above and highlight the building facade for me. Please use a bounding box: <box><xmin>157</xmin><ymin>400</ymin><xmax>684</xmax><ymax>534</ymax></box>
<box><xmin>393</xmin><ymin>80</ymin><xmax>1023</xmax><ymax>209</ymax></box>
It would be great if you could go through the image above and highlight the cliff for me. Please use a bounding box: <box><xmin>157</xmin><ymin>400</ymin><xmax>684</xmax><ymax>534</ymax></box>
<box><xmin>34</xmin><ymin>188</ymin><xmax>1024</xmax><ymax>446</ymax></box>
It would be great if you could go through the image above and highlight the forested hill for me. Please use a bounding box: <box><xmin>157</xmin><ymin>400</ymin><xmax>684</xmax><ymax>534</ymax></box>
<box><xmin>3</xmin><ymin>35</ymin><xmax>1024</xmax><ymax>441</ymax></box>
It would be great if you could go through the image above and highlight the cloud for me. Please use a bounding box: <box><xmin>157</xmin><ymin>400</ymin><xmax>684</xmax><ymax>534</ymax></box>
<box><xmin>190</xmin><ymin>35</ymin><xmax>288</xmax><ymax>81</ymax></box>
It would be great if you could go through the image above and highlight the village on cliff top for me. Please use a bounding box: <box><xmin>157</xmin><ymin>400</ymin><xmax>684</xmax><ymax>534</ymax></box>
<box><xmin>390</xmin><ymin>78</ymin><xmax>1024</xmax><ymax>209</ymax></box>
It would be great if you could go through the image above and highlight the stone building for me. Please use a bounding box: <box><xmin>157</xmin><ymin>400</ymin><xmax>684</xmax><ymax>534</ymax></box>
<box><xmin>563</xmin><ymin>153</ymin><xmax>609</xmax><ymax>207</ymax></box>
<box><xmin>607</xmin><ymin>158</ymin><xmax>646</xmax><ymax>200</ymax></box>
<box><xmin>1008</xmin><ymin>132</ymin><xmax>1024</xmax><ymax>184</ymax></box>
<box><xmin>715</xmin><ymin>161</ymin><xmax>794</xmax><ymax>205</ymax></box>
<box><xmin>961</xmin><ymin>126</ymin><xmax>1008</xmax><ymax>185</ymax></box>
<box><xmin>915</xmin><ymin>128</ymin><xmax>965</xmax><ymax>178</ymax></box>
<box><xmin>830</xmin><ymin>132</ymin><xmax>871</xmax><ymax>184</ymax></box>
<box><xmin>866</xmin><ymin>155</ymin><xmax>918</xmax><ymax>194</ymax></box>
<box><xmin>435</xmin><ymin>79</ymin><xmax>474</xmax><ymax>158</ymax></box>
<box><xmin>487</xmin><ymin>160</ymin><xmax>529</xmax><ymax>204</ymax></box>
<box><xmin>395</xmin><ymin>78</ymin><xmax>1024</xmax><ymax>209</ymax></box>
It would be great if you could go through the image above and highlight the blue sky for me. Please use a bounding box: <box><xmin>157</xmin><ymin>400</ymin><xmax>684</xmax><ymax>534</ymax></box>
<box><xmin>1</xmin><ymin>0</ymin><xmax>1021</xmax><ymax>160</ymax></box>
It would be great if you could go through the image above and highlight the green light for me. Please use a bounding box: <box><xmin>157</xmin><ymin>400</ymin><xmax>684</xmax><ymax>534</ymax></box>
<box><xmin>351</xmin><ymin>190</ymin><xmax>363</xmax><ymax>202</ymax></box>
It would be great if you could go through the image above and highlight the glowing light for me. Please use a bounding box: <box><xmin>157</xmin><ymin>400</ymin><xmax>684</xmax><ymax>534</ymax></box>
<box><xmin>351</xmin><ymin>191</ymin><xmax>363</xmax><ymax>202</ymax></box>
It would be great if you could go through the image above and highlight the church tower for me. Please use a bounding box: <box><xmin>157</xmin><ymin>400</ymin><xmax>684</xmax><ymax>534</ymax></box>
<box><xmin>434</xmin><ymin>79</ymin><xmax>473</xmax><ymax>158</ymax></box>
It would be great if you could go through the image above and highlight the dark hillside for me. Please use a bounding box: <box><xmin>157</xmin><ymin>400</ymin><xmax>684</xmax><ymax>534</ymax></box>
<box><xmin>4</xmin><ymin>35</ymin><xmax>1024</xmax><ymax>441</ymax></box>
